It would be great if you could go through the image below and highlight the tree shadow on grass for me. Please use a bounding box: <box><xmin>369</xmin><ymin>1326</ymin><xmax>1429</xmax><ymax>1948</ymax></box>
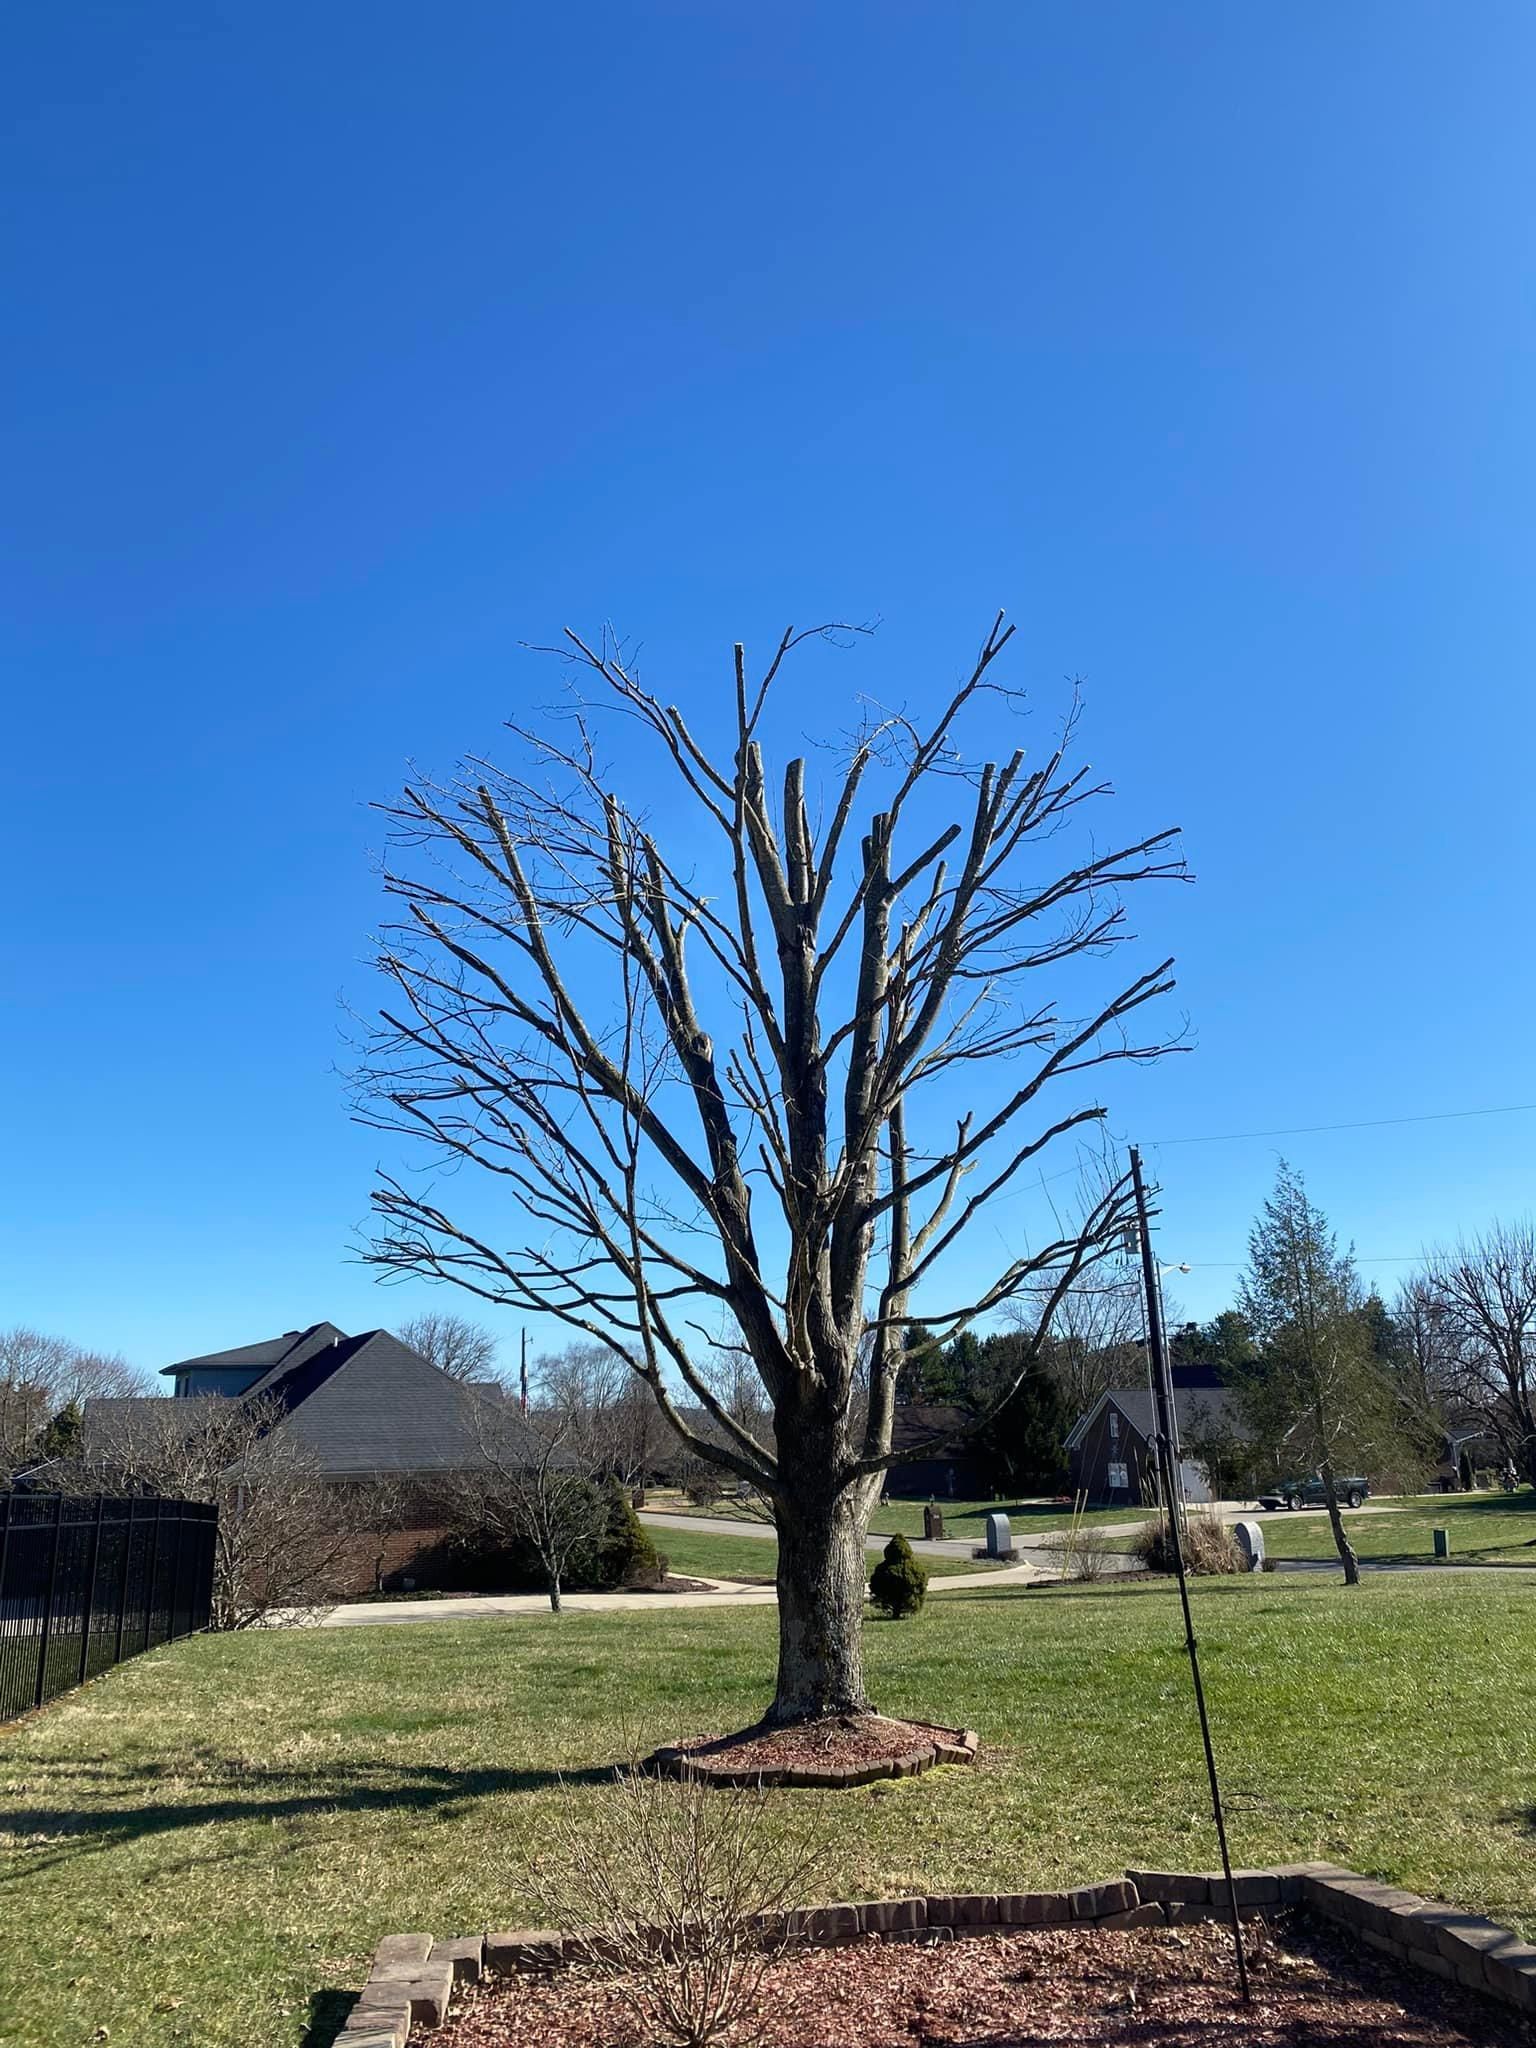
<box><xmin>0</xmin><ymin>1755</ymin><xmax>618</xmax><ymax>1881</ymax></box>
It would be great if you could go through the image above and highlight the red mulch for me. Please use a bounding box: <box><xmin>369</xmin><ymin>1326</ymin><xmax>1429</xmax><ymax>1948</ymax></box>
<box><xmin>432</xmin><ymin>1916</ymin><xmax>1536</xmax><ymax>2046</ymax></box>
<box><xmin>661</xmin><ymin>1713</ymin><xmax>962</xmax><ymax>1774</ymax></box>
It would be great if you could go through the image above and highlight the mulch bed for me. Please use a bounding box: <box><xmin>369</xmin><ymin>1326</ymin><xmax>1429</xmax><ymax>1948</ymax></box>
<box><xmin>433</xmin><ymin>1915</ymin><xmax>1536</xmax><ymax>2046</ymax></box>
<box><xmin>671</xmin><ymin>1714</ymin><xmax>960</xmax><ymax>1770</ymax></box>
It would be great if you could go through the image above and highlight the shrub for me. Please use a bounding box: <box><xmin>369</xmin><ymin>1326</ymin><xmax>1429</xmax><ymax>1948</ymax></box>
<box><xmin>526</xmin><ymin>1764</ymin><xmax>826</xmax><ymax>2048</ymax></box>
<box><xmin>597</xmin><ymin>1478</ymin><xmax>664</xmax><ymax>1588</ymax></box>
<box><xmin>683</xmin><ymin>1467</ymin><xmax>725</xmax><ymax>1508</ymax></box>
<box><xmin>1133</xmin><ymin>1508</ymin><xmax>1241</xmax><ymax>1576</ymax></box>
<box><xmin>869</xmin><ymin>1532</ymin><xmax>928</xmax><ymax>1618</ymax></box>
<box><xmin>1058</xmin><ymin>1526</ymin><xmax>1114</xmax><ymax>1581</ymax></box>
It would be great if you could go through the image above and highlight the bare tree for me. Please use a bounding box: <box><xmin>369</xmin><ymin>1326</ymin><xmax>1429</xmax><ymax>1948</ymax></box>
<box><xmin>77</xmin><ymin>1395</ymin><xmax>365</xmax><ymax>1626</ymax></box>
<box><xmin>397</xmin><ymin>1310</ymin><xmax>500</xmax><ymax>1382</ymax></box>
<box><xmin>449</xmin><ymin>1392</ymin><xmax>609</xmax><ymax>1613</ymax></box>
<box><xmin>359</xmin><ymin>616</ymin><xmax>1183</xmax><ymax>1722</ymax></box>
<box><xmin>1421</xmin><ymin>1222</ymin><xmax>1536</xmax><ymax>1485</ymax></box>
<box><xmin>1010</xmin><ymin>1268</ymin><xmax>1146</xmax><ymax>1420</ymax></box>
<box><xmin>537</xmin><ymin>1342</ymin><xmax>671</xmax><ymax>1491</ymax></box>
<box><xmin>0</xmin><ymin>1327</ymin><xmax>146</xmax><ymax>1479</ymax></box>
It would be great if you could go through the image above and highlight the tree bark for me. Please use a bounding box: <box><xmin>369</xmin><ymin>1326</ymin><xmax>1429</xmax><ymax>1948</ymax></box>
<box><xmin>768</xmin><ymin>1454</ymin><xmax>872</xmax><ymax>1724</ymax></box>
<box><xmin>1318</xmin><ymin>1456</ymin><xmax>1360</xmax><ymax>1587</ymax></box>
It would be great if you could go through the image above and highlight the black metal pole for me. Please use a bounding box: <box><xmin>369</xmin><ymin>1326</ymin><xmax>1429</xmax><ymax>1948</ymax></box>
<box><xmin>167</xmin><ymin>1501</ymin><xmax>186</xmax><ymax>1642</ymax></box>
<box><xmin>143</xmin><ymin>1498</ymin><xmax>163</xmax><ymax>1650</ymax></box>
<box><xmin>34</xmin><ymin>1495</ymin><xmax>67</xmax><ymax>1709</ymax></box>
<box><xmin>1130</xmin><ymin>1147</ymin><xmax>1251</xmax><ymax>2005</ymax></box>
<box><xmin>113</xmin><ymin>1498</ymin><xmax>134</xmax><ymax>1665</ymax></box>
<box><xmin>77</xmin><ymin>1496</ymin><xmax>106</xmax><ymax>1688</ymax></box>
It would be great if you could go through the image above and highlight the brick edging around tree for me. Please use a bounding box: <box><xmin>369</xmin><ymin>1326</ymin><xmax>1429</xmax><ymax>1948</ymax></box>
<box><xmin>336</xmin><ymin>1862</ymin><xmax>1536</xmax><ymax>2046</ymax></box>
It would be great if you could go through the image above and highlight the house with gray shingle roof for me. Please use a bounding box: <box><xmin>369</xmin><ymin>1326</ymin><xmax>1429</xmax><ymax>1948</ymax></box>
<box><xmin>87</xmin><ymin>1322</ymin><xmax>535</xmax><ymax>1481</ymax></box>
<box><xmin>1064</xmin><ymin>1369</ymin><xmax>1246</xmax><ymax>1507</ymax></box>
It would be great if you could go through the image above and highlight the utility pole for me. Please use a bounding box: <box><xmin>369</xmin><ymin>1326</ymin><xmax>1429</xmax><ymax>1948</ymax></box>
<box><xmin>519</xmin><ymin>1328</ymin><xmax>529</xmax><ymax>1416</ymax></box>
<box><xmin>1129</xmin><ymin>1145</ymin><xmax>1250</xmax><ymax>2005</ymax></box>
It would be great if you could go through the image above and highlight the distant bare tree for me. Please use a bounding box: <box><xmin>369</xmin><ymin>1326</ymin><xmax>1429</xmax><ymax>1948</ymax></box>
<box><xmin>360</xmin><ymin>616</ymin><xmax>1183</xmax><ymax>1722</ymax></box>
<box><xmin>1010</xmin><ymin>1269</ymin><xmax>1145</xmax><ymax>1420</ymax></box>
<box><xmin>1421</xmin><ymin>1222</ymin><xmax>1536</xmax><ymax>1485</ymax></box>
<box><xmin>78</xmin><ymin>1395</ymin><xmax>366</xmax><ymax>1627</ymax></box>
<box><xmin>535</xmin><ymin>1341</ymin><xmax>670</xmax><ymax>1490</ymax></box>
<box><xmin>0</xmin><ymin>1327</ymin><xmax>146</xmax><ymax>1479</ymax></box>
<box><xmin>397</xmin><ymin>1310</ymin><xmax>500</xmax><ymax>1382</ymax></box>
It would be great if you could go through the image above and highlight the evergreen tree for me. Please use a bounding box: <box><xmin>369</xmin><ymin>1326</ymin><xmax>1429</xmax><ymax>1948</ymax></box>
<box><xmin>896</xmin><ymin>1322</ymin><xmax>965</xmax><ymax>1404</ymax></box>
<box><xmin>1235</xmin><ymin>1162</ymin><xmax>1390</xmax><ymax>1587</ymax></box>
<box><xmin>984</xmin><ymin>1363</ymin><xmax>1068</xmax><ymax>1494</ymax></box>
<box><xmin>37</xmin><ymin>1399</ymin><xmax>84</xmax><ymax>1463</ymax></box>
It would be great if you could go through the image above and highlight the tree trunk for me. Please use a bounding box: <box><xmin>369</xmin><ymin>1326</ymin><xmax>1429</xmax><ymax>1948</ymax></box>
<box><xmin>768</xmin><ymin>1473</ymin><xmax>872</xmax><ymax>1725</ymax></box>
<box><xmin>1518</xmin><ymin>1412</ymin><xmax>1536</xmax><ymax>1490</ymax></box>
<box><xmin>1318</xmin><ymin>1458</ymin><xmax>1360</xmax><ymax>1587</ymax></box>
<box><xmin>546</xmin><ymin>1559</ymin><xmax>563</xmax><ymax>1614</ymax></box>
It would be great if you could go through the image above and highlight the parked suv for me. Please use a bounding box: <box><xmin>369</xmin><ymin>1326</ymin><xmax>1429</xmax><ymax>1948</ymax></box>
<box><xmin>1257</xmin><ymin>1474</ymin><xmax>1369</xmax><ymax>1511</ymax></box>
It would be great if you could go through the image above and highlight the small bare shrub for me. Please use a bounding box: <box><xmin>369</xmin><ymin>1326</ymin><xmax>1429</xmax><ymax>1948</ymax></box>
<box><xmin>1133</xmin><ymin>1507</ymin><xmax>1241</xmax><ymax>1575</ymax></box>
<box><xmin>525</xmin><ymin>1763</ymin><xmax>825</xmax><ymax>2048</ymax></box>
<box><xmin>1058</xmin><ymin>1526</ymin><xmax>1114</xmax><ymax>1581</ymax></box>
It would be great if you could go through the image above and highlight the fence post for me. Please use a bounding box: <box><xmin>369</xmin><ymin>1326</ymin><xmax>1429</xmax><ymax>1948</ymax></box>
<box><xmin>34</xmin><ymin>1496</ymin><xmax>67</xmax><ymax>1710</ymax></box>
<box><xmin>167</xmin><ymin>1503</ymin><xmax>186</xmax><ymax>1641</ymax></box>
<box><xmin>143</xmin><ymin>1498</ymin><xmax>163</xmax><ymax>1650</ymax></box>
<box><xmin>77</xmin><ymin>1497</ymin><xmax>107</xmax><ymax>1688</ymax></box>
<box><xmin>197</xmin><ymin>1503</ymin><xmax>215</xmax><ymax>1631</ymax></box>
<box><xmin>113</xmin><ymin>1497</ymin><xmax>135</xmax><ymax>1665</ymax></box>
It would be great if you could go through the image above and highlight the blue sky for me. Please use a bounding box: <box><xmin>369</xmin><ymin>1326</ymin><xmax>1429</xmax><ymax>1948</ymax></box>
<box><xmin>4</xmin><ymin>3</ymin><xmax>1534</xmax><ymax>1375</ymax></box>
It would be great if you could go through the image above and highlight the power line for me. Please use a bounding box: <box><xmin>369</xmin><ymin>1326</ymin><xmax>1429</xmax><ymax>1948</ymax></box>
<box><xmin>1181</xmin><ymin>1255</ymin><xmax>1417</xmax><ymax>1270</ymax></box>
<box><xmin>1148</xmin><ymin>1101</ymin><xmax>1536</xmax><ymax>1148</ymax></box>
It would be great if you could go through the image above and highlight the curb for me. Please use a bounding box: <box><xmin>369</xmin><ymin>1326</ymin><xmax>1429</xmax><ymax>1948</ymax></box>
<box><xmin>337</xmin><ymin>1862</ymin><xmax>1536</xmax><ymax>2044</ymax></box>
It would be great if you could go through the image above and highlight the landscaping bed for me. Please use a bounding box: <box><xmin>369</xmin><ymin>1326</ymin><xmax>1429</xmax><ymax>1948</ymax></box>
<box><xmin>432</xmin><ymin>1914</ymin><xmax>1536</xmax><ymax>2046</ymax></box>
<box><xmin>646</xmin><ymin>1712</ymin><xmax>977</xmax><ymax>1787</ymax></box>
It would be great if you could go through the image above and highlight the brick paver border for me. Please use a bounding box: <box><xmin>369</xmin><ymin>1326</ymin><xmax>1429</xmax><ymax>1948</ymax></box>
<box><xmin>338</xmin><ymin>1862</ymin><xmax>1536</xmax><ymax>2045</ymax></box>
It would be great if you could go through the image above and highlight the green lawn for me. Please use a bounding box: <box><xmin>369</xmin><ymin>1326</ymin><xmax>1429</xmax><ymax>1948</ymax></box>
<box><xmin>4</xmin><ymin>1576</ymin><xmax>1535</xmax><ymax>2048</ymax></box>
<box><xmin>656</xmin><ymin>1526</ymin><xmax>994</xmax><ymax>1583</ymax></box>
<box><xmin>1255</xmin><ymin>1488</ymin><xmax>1536</xmax><ymax>1565</ymax></box>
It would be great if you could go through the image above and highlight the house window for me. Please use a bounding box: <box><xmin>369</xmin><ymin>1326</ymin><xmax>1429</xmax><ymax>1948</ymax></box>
<box><xmin>1109</xmin><ymin>1409</ymin><xmax>1119</xmax><ymax>1442</ymax></box>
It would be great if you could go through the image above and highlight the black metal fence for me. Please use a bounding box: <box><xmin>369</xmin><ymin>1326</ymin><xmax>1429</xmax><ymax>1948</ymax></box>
<box><xmin>0</xmin><ymin>1494</ymin><xmax>217</xmax><ymax>1720</ymax></box>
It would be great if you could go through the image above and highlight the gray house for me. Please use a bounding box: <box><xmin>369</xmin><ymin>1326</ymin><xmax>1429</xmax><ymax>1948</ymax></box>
<box><xmin>1064</xmin><ymin>1377</ymin><xmax>1244</xmax><ymax>1508</ymax></box>
<box><xmin>80</xmin><ymin>1321</ymin><xmax>544</xmax><ymax>1595</ymax></box>
<box><xmin>86</xmin><ymin>1321</ymin><xmax>521</xmax><ymax>1482</ymax></box>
